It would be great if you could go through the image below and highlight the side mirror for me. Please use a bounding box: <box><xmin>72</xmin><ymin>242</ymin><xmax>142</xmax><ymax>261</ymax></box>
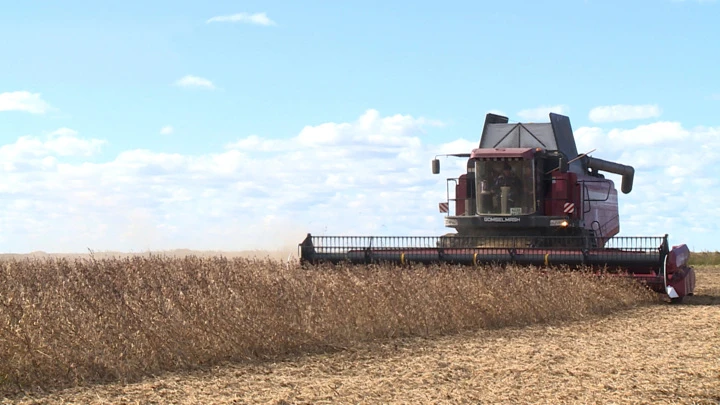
<box><xmin>432</xmin><ymin>159</ymin><xmax>440</xmax><ymax>174</ymax></box>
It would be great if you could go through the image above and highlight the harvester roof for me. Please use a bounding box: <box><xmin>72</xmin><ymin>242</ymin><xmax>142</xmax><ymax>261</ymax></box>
<box><xmin>479</xmin><ymin>113</ymin><xmax>583</xmax><ymax>173</ymax></box>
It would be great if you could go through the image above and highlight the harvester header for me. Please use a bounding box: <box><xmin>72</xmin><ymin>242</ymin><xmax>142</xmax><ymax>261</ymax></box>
<box><xmin>299</xmin><ymin>112</ymin><xmax>695</xmax><ymax>302</ymax></box>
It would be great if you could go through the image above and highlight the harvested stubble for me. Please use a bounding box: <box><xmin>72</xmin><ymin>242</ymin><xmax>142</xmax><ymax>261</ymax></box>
<box><xmin>0</xmin><ymin>255</ymin><xmax>656</xmax><ymax>397</ymax></box>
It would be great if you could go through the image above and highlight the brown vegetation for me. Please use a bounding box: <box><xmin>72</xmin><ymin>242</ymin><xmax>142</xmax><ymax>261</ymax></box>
<box><xmin>0</xmin><ymin>255</ymin><xmax>656</xmax><ymax>397</ymax></box>
<box><xmin>8</xmin><ymin>266</ymin><xmax>717</xmax><ymax>405</ymax></box>
<box><xmin>690</xmin><ymin>251</ymin><xmax>720</xmax><ymax>266</ymax></box>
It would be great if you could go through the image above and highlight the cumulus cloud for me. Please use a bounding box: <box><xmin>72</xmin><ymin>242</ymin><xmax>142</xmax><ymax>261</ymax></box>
<box><xmin>160</xmin><ymin>126</ymin><xmax>174</xmax><ymax>135</ymax></box>
<box><xmin>588</xmin><ymin>104</ymin><xmax>662</xmax><ymax>123</ymax></box>
<box><xmin>516</xmin><ymin>105</ymin><xmax>568</xmax><ymax>121</ymax></box>
<box><xmin>0</xmin><ymin>128</ymin><xmax>105</xmax><ymax>165</ymax></box>
<box><xmin>1</xmin><ymin>111</ymin><xmax>718</xmax><ymax>254</ymax></box>
<box><xmin>0</xmin><ymin>91</ymin><xmax>53</xmax><ymax>114</ymax></box>
<box><xmin>174</xmin><ymin>75</ymin><xmax>215</xmax><ymax>90</ymax></box>
<box><xmin>0</xmin><ymin>110</ymin><xmax>457</xmax><ymax>253</ymax></box>
<box><xmin>575</xmin><ymin>121</ymin><xmax>691</xmax><ymax>154</ymax></box>
<box><xmin>206</xmin><ymin>12</ymin><xmax>276</xmax><ymax>26</ymax></box>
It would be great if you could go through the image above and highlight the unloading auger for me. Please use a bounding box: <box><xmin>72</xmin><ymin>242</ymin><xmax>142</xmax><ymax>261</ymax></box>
<box><xmin>299</xmin><ymin>113</ymin><xmax>696</xmax><ymax>302</ymax></box>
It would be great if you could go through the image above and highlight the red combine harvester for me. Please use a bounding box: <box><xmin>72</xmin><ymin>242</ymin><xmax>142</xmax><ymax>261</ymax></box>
<box><xmin>299</xmin><ymin>113</ymin><xmax>696</xmax><ymax>302</ymax></box>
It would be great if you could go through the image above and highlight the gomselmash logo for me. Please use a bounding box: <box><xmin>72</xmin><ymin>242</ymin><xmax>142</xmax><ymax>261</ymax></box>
<box><xmin>483</xmin><ymin>217</ymin><xmax>521</xmax><ymax>223</ymax></box>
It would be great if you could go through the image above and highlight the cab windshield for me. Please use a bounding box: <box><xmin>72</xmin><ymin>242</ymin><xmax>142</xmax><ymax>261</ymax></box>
<box><xmin>474</xmin><ymin>159</ymin><xmax>535</xmax><ymax>215</ymax></box>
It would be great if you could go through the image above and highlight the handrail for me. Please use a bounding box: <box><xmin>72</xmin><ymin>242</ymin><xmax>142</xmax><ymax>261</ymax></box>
<box><xmin>445</xmin><ymin>178</ymin><xmax>459</xmax><ymax>215</ymax></box>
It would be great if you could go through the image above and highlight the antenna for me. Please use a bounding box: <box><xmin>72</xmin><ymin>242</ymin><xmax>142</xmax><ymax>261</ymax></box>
<box><xmin>546</xmin><ymin>148</ymin><xmax>596</xmax><ymax>175</ymax></box>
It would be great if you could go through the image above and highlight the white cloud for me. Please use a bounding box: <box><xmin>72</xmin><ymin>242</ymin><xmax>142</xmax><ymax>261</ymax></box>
<box><xmin>160</xmin><ymin>126</ymin><xmax>174</xmax><ymax>135</ymax></box>
<box><xmin>225</xmin><ymin>135</ymin><xmax>287</xmax><ymax>152</ymax></box>
<box><xmin>174</xmin><ymin>75</ymin><xmax>215</xmax><ymax>90</ymax></box>
<box><xmin>0</xmin><ymin>110</ymin><xmax>451</xmax><ymax>253</ymax></box>
<box><xmin>516</xmin><ymin>105</ymin><xmax>568</xmax><ymax>121</ymax></box>
<box><xmin>0</xmin><ymin>128</ymin><xmax>105</xmax><ymax>165</ymax></box>
<box><xmin>575</xmin><ymin>121</ymin><xmax>690</xmax><ymax>154</ymax></box>
<box><xmin>206</xmin><ymin>12</ymin><xmax>276</xmax><ymax>26</ymax></box>
<box><xmin>1</xmin><ymin>111</ymin><xmax>718</xmax><ymax>254</ymax></box>
<box><xmin>0</xmin><ymin>91</ymin><xmax>53</xmax><ymax>114</ymax></box>
<box><xmin>588</xmin><ymin>104</ymin><xmax>661</xmax><ymax>123</ymax></box>
<box><xmin>607</xmin><ymin>121</ymin><xmax>688</xmax><ymax>145</ymax></box>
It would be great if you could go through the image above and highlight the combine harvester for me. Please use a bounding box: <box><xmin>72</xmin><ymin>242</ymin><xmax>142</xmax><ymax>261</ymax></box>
<box><xmin>299</xmin><ymin>113</ymin><xmax>696</xmax><ymax>302</ymax></box>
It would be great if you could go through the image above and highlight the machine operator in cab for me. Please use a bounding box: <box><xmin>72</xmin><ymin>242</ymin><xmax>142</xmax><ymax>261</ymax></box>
<box><xmin>493</xmin><ymin>162</ymin><xmax>521</xmax><ymax>206</ymax></box>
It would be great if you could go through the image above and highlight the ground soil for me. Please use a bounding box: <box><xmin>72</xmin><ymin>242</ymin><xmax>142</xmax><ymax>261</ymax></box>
<box><xmin>4</xmin><ymin>266</ymin><xmax>719</xmax><ymax>405</ymax></box>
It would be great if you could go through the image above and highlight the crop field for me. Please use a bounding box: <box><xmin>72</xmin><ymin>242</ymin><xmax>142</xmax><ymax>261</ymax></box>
<box><xmin>0</xmin><ymin>253</ymin><xmax>718</xmax><ymax>404</ymax></box>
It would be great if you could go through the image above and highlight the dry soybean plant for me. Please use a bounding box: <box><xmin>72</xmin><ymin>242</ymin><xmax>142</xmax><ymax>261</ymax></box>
<box><xmin>0</xmin><ymin>255</ymin><xmax>656</xmax><ymax>396</ymax></box>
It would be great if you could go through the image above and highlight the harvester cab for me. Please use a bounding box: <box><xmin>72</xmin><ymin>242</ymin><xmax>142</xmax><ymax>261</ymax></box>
<box><xmin>432</xmin><ymin>113</ymin><xmax>635</xmax><ymax>249</ymax></box>
<box><xmin>299</xmin><ymin>113</ymin><xmax>696</xmax><ymax>303</ymax></box>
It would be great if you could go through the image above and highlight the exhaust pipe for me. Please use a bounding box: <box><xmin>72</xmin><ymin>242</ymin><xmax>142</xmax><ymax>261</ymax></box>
<box><xmin>585</xmin><ymin>156</ymin><xmax>635</xmax><ymax>194</ymax></box>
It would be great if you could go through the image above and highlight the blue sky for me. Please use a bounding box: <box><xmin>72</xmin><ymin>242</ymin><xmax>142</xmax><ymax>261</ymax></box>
<box><xmin>1</xmin><ymin>0</ymin><xmax>719</xmax><ymax>253</ymax></box>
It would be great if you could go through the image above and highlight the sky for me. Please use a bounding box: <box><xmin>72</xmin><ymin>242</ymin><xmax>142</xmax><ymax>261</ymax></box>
<box><xmin>1</xmin><ymin>0</ymin><xmax>719</xmax><ymax>253</ymax></box>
